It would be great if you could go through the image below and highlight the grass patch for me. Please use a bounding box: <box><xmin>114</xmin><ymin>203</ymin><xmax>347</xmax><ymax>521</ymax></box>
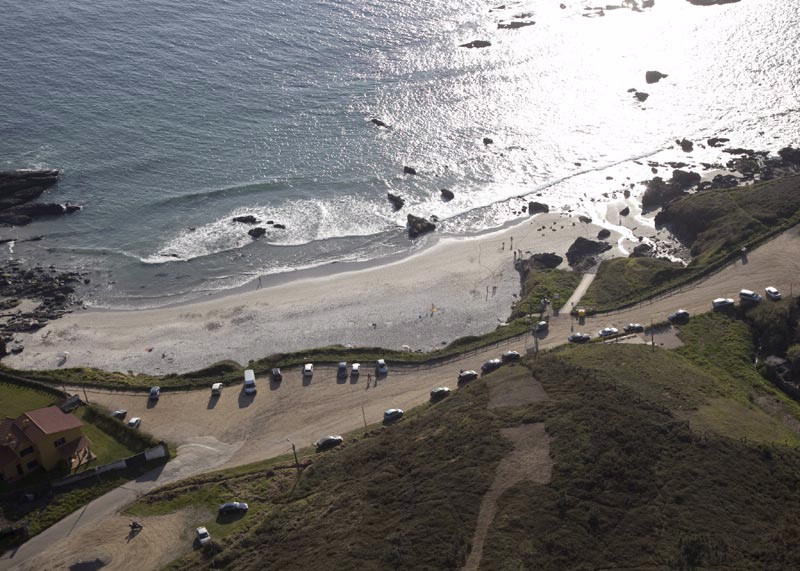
<box><xmin>511</xmin><ymin>268</ymin><xmax>581</xmax><ymax>320</ymax></box>
<box><xmin>0</xmin><ymin>381</ymin><xmax>58</xmax><ymax>417</ymax></box>
<box><xmin>580</xmin><ymin>257</ymin><xmax>686</xmax><ymax>311</ymax></box>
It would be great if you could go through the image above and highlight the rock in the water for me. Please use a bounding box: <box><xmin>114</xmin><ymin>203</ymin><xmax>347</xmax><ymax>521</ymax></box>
<box><xmin>687</xmin><ymin>0</ymin><xmax>741</xmax><ymax>5</ymax></box>
<box><xmin>630</xmin><ymin>243</ymin><xmax>654</xmax><ymax>258</ymax></box>
<box><xmin>578</xmin><ymin>215</ymin><xmax>592</xmax><ymax>224</ymax></box>
<box><xmin>0</xmin><ymin>213</ymin><xmax>32</xmax><ymax>226</ymax></box>
<box><xmin>460</xmin><ymin>40</ymin><xmax>491</xmax><ymax>48</ymax></box>
<box><xmin>597</xmin><ymin>228</ymin><xmax>611</xmax><ymax>240</ymax></box>
<box><xmin>634</xmin><ymin>91</ymin><xmax>649</xmax><ymax>102</ymax></box>
<box><xmin>64</xmin><ymin>203</ymin><xmax>81</xmax><ymax>214</ymax></box>
<box><xmin>566</xmin><ymin>237</ymin><xmax>612</xmax><ymax>267</ymax></box>
<box><xmin>623</xmin><ymin>189</ymin><xmax>631</xmax><ymax>198</ymax></box>
<box><xmin>387</xmin><ymin>193</ymin><xmax>405</xmax><ymax>211</ymax></box>
<box><xmin>778</xmin><ymin>146</ymin><xmax>800</xmax><ymax>165</ymax></box>
<box><xmin>483</xmin><ymin>137</ymin><xmax>494</xmax><ymax>145</ymax></box>
<box><xmin>528</xmin><ymin>201</ymin><xmax>549</xmax><ymax>215</ymax></box>
<box><xmin>440</xmin><ymin>188</ymin><xmax>455</xmax><ymax>201</ymax></box>
<box><xmin>498</xmin><ymin>21</ymin><xmax>535</xmax><ymax>29</ymax></box>
<box><xmin>707</xmin><ymin>137</ymin><xmax>730</xmax><ymax>147</ymax></box>
<box><xmin>9</xmin><ymin>203</ymin><xmax>65</xmax><ymax>217</ymax></box>
<box><xmin>0</xmin><ymin>169</ymin><xmax>60</xmax><ymax>196</ymax></box>
<box><xmin>273</xmin><ymin>223</ymin><xmax>286</xmax><ymax>230</ymax></box>
<box><xmin>233</xmin><ymin>215</ymin><xmax>259</xmax><ymax>224</ymax></box>
<box><xmin>677</xmin><ymin>138</ymin><xmax>694</xmax><ymax>152</ymax></box>
<box><xmin>248</xmin><ymin>227</ymin><xmax>267</xmax><ymax>238</ymax></box>
<box><xmin>671</xmin><ymin>169</ymin><xmax>701</xmax><ymax>189</ymax></box>
<box><xmin>371</xmin><ymin>118</ymin><xmax>390</xmax><ymax>128</ymax></box>
<box><xmin>403</xmin><ymin>166</ymin><xmax>418</xmax><ymax>175</ymax></box>
<box><xmin>645</xmin><ymin>70</ymin><xmax>668</xmax><ymax>84</ymax></box>
<box><xmin>619</xmin><ymin>206</ymin><xmax>630</xmax><ymax>216</ymax></box>
<box><xmin>407</xmin><ymin>214</ymin><xmax>436</xmax><ymax>239</ymax></box>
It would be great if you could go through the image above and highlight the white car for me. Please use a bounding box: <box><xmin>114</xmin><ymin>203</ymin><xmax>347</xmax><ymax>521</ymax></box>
<box><xmin>314</xmin><ymin>435</ymin><xmax>344</xmax><ymax>450</ymax></box>
<box><xmin>376</xmin><ymin>359</ymin><xmax>388</xmax><ymax>376</ymax></box>
<box><xmin>303</xmin><ymin>363</ymin><xmax>314</xmax><ymax>376</ymax></box>
<box><xmin>196</xmin><ymin>526</ymin><xmax>212</xmax><ymax>546</ymax></box>
<box><xmin>127</xmin><ymin>417</ymin><xmax>141</xmax><ymax>428</ymax></box>
<box><xmin>765</xmin><ymin>286</ymin><xmax>781</xmax><ymax>301</ymax></box>
<box><xmin>351</xmin><ymin>363</ymin><xmax>360</xmax><ymax>376</ymax></box>
<box><xmin>243</xmin><ymin>369</ymin><xmax>257</xmax><ymax>394</ymax></box>
<box><xmin>739</xmin><ymin>289</ymin><xmax>763</xmax><ymax>303</ymax></box>
<box><xmin>383</xmin><ymin>408</ymin><xmax>404</xmax><ymax>422</ymax></box>
<box><xmin>712</xmin><ymin>298</ymin><xmax>735</xmax><ymax>310</ymax></box>
<box><xmin>598</xmin><ymin>327</ymin><xmax>619</xmax><ymax>337</ymax></box>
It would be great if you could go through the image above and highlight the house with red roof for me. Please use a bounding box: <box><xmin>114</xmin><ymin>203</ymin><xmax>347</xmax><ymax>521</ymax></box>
<box><xmin>0</xmin><ymin>406</ymin><xmax>92</xmax><ymax>481</ymax></box>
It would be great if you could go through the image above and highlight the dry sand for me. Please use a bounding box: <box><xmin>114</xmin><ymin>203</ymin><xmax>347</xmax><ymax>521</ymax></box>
<box><xmin>5</xmin><ymin>210</ymin><xmax>656</xmax><ymax>374</ymax></box>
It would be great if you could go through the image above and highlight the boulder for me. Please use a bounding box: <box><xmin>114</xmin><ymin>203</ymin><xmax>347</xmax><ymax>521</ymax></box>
<box><xmin>387</xmin><ymin>193</ymin><xmax>405</xmax><ymax>211</ymax></box>
<box><xmin>634</xmin><ymin>91</ymin><xmax>649</xmax><ymax>102</ymax></box>
<box><xmin>645</xmin><ymin>70</ymin><xmax>668</xmax><ymax>84</ymax></box>
<box><xmin>671</xmin><ymin>169</ymin><xmax>701</xmax><ymax>190</ymax></box>
<box><xmin>677</xmin><ymin>138</ymin><xmax>694</xmax><ymax>152</ymax></box>
<box><xmin>10</xmin><ymin>203</ymin><xmax>65</xmax><ymax>217</ymax></box>
<box><xmin>529</xmin><ymin>252</ymin><xmax>563</xmax><ymax>269</ymax></box>
<box><xmin>232</xmin><ymin>215</ymin><xmax>258</xmax><ymax>224</ymax></box>
<box><xmin>629</xmin><ymin>243</ymin><xmax>654</xmax><ymax>258</ymax></box>
<box><xmin>623</xmin><ymin>189</ymin><xmax>631</xmax><ymax>198</ymax></box>
<box><xmin>64</xmin><ymin>203</ymin><xmax>82</xmax><ymax>214</ymax></box>
<box><xmin>460</xmin><ymin>40</ymin><xmax>491</xmax><ymax>48</ymax></box>
<box><xmin>0</xmin><ymin>169</ymin><xmax>60</xmax><ymax>196</ymax></box>
<box><xmin>619</xmin><ymin>206</ymin><xmax>630</xmax><ymax>216</ymax></box>
<box><xmin>597</xmin><ymin>228</ymin><xmax>611</xmax><ymax>239</ymax></box>
<box><xmin>483</xmin><ymin>137</ymin><xmax>494</xmax><ymax>145</ymax></box>
<box><xmin>273</xmin><ymin>223</ymin><xmax>286</xmax><ymax>229</ymax></box>
<box><xmin>498</xmin><ymin>21</ymin><xmax>535</xmax><ymax>29</ymax></box>
<box><xmin>578</xmin><ymin>215</ymin><xmax>592</xmax><ymax>224</ymax></box>
<box><xmin>778</xmin><ymin>146</ymin><xmax>800</xmax><ymax>165</ymax></box>
<box><xmin>407</xmin><ymin>214</ymin><xmax>436</xmax><ymax>239</ymax></box>
<box><xmin>440</xmin><ymin>188</ymin><xmax>455</xmax><ymax>201</ymax></box>
<box><xmin>248</xmin><ymin>227</ymin><xmax>267</xmax><ymax>239</ymax></box>
<box><xmin>528</xmin><ymin>201</ymin><xmax>549</xmax><ymax>215</ymax></box>
<box><xmin>707</xmin><ymin>137</ymin><xmax>729</xmax><ymax>147</ymax></box>
<box><xmin>371</xmin><ymin>118</ymin><xmax>389</xmax><ymax>128</ymax></box>
<box><xmin>566</xmin><ymin>237</ymin><xmax>612</xmax><ymax>266</ymax></box>
<box><xmin>403</xmin><ymin>166</ymin><xmax>418</xmax><ymax>175</ymax></box>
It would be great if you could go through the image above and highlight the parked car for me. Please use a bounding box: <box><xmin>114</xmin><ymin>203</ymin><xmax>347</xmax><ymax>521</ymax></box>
<box><xmin>568</xmin><ymin>333</ymin><xmax>591</xmax><ymax>343</ymax></box>
<box><xmin>271</xmin><ymin>368</ymin><xmax>282</xmax><ymax>382</ymax></box>
<box><xmin>481</xmin><ymin>359</ymin><xmax>503</xmax><ymax>374</ymax></box>
<box><xmin>457</xmin><ymin>370</ymin><xmax>479</xmax><ymax>384</ymax></box>
<box><xmin>337</xmin><ymin>362</ymin><xmax>348</xmax><ymax>379</ymax></box>
<box><xmin>533</xmin><ymin>321</ymin><xmax>548</xmax><ymax>333</ymax></box>
<box><xmin>623</xmin><ymin>323</ymin><xmax>644</xmax><ymax>333</ymax></box>
<box><xmin>739</xmin><ymin>289</ymin><xmax>763</xmax><ymax>303</ymax></box>
<box><xmin>211</xmin><ymin>382</ymin><xmax>222</xmax><ymax>396</ymax></box>
<box><xmin>243</xmin><ymin>369</ymin><xmax>257</xmax><ymax>394</ymax></box>
<box><xmin>765</xmin><ymin>286</ymin><xmax>781</xmax><ymax>301</ymax></box>
<box><xmin>668</xmin><ymin>309</ymin><xmax>690</xmax><ymax>324</ymax></box>
<box><xmin>712</xmin><ymin>297</ymin><xmax>735</xmax><ymax>310</ymax></box>
<box><xmin>314</xmin><ymin>435</ymin><xmax>344</xmax><ymax>451</ymax></box>
<box><xmin>196</xmin><ymin>526</ymin><xmax>212</xmax><ymax>546</ymax></box>
<box><xmin>111</xmin><ymin>409</ymin><xmax>127</xmax><ymax>419</ymax></box>
<box><xmin>351</xmin><ymin>363</ymin><xmax>360</xmax><ymax>377</ymax></box>
<box><xmin>218</xmin><ymin>501</ymin><xmax>249</xmax><ymax>513</ymax></box>
<box><xmin>501</xmin><ymin>351</ymin><xmax>521</xmax><ymax>363</ymax></box>
<box><xmin>376</xmin><ymin>359</ymin><xmax>388</xmax><ymax>376</ymax></box>
<box><xmin>598</xmin><ymin>327</ymin><xmax>619</xmax><ymax>338</ymax></box>
<box><xmin>303</xmin><ymin>363</ymin><xmax>314</xmax><ymax>376</ymax></box>
<box><xmin>430</xmin><ymin>387</ymin><xmax>451</xmax><ymax>401</ymax></box>
<box><xmin>383</xmin><ymin>408</ymin><xmax>404</xmax><ymax>422</ymax></box>
<box><xmin>127</xmin><ymin>417</ymin><xmax>141</xmax><ymax>429</ymax></box>
<box><xmin>148</xmin><ymin>386</ymin><xmax>160</xmax><ymax>400</ymax></box>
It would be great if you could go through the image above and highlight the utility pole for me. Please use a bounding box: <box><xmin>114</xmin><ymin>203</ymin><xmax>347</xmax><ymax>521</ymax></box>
<box><xmin>287</xmin><ymin>438</ymin><xmax>300</xmax><ymax>476</ymax></box>
<box><xmin>82</xmin><ymin>386</ymin><xmax>90</xmax><ymax>404</ymax></box>
<box><xmin>362</xmin><ymin>405</ymin><xmax>368</xmax><ymax>434</ymax></box>
<box><xmin>651</xmin><ymin>318</ymin><xmax>655</xmax><ymax>351</ymax></box>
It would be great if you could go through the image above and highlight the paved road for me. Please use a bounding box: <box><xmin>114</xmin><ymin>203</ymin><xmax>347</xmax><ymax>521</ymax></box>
<box><xmin>3</xmin><ymin>228</ymin><xmax>798</xmax><ymax>569</ymax></box>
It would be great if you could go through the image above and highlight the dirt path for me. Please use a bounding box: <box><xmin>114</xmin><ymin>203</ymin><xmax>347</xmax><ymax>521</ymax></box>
<box><xmin>463</xmin><ymin>423</ymin><xmax>553</xmax><ymax>571</ymax></box>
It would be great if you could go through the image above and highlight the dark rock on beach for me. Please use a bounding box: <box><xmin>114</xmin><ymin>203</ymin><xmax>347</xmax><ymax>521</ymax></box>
<box><xmin>630</xmin><ymin>243</ymin><xmax>654</xmax><ymax>257</ymax></box>
<box><xmin>248</xmin><ymin>227</ymin><xmax>267</xmax><ymax>239</ymax></box>
<box><xmin>566</xmin><ymin>237</ymin><xmax>612</xmax><ymax>267</ymax></box>
<box><xmin>387</xmin><ymin>193</ymin><xmax>405</xmax><ymax>211</ymax></box>
<box><xmin>687</xmin><ymin>0</ymin><xmax>741</xmax><ymax>5</ymax></box>
<box><xmin>634</xmin><ymin>91</ymin><xmax>649</xmax><ymax>102</ymax></box>
<box><xmin>273</xmin><ymin>223</ymin><xmax>286</xmax><ymax>230</ymax></box>
<box><xmin>778</xmin><ymin>146</ymin><xmax>800</xmax><ymax>165</ymax></box>
<box><xmin>514</xmin><ymin>252</ymin><xmax>563</xmax><ymax>284</ymax></box>
<box><xmin>403</xmin><ymin>166</ymin><xmax>418</xmax><ymax>175</ymax></box>
<box><xmin>528</xmin><ymin>201</ymin><xmax>549</xmax><ymax>215</ymax></box>
<box><xmin>233</xmin><ymin>215</ymin><xmax>259</xmax><ymax>224</ymax></box>
<box><xmin>677</xmin><ymin>138</ymin><xmax>694</xmax><ymax>152</ymax></box>
<box><xmin>619</xmin><ymin>206</ymin><xmax>630</xmax><ymax>216</ymax></box>
<box><xmin>642</xmin><ymin>169</ymin><xmax>700</xmax><ymax>211</ymax></box>
<box><xmin>578</xmin><ymin>215</ymin><xmax>592</xmax><ymax>224</ymax></box>
<box><xmin>460</xmin><ymin>40</ymin><xmax>491</xmax><ymax>49</ymax></box>
<box><xmin>645</xmin><ymin>70</ymin><xmax>668</xmax><ymax>84</ymax></box>
<box><xmin>440</xmin><ymin>189</ymin><xmax>455</xmax><ymax>201</ymax></box>
<box><xmin>597</xmin><ymin>228</ymin><xmax>611</xmax><ymax>240</ymax></box>
<box><xmin>483</xmin><ymin>137</ymin><xmax>494</xmax><ymax>145</ymax></box>
<box><xmin>707</xmin><ymin>137</ymin><xmax>730</xmax><ymax>147</ymax></box>
<box><xmin>407</xmin><ymin>214</ymin><xmax>436</xmax><ymax>239</ymax></box>
<box><xmin>498</xmin><ymin>21</ymin><xmax>535</xmax><ymax>29</ymax></box>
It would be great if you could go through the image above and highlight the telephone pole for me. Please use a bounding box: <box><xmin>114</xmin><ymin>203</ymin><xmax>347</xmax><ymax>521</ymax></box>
<box><xmin>362</xmin><ymin>404</ymin><xmax>368</xmax><ymax>434</ymax></box>
<box><xmin>287</xmin><ymin>438</ymin><xmax>300</xmax><ymax>476</ymax></box>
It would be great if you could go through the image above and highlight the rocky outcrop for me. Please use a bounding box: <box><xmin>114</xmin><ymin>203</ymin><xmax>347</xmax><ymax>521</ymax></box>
<box><xmin>0</xmin><ymin>169</ymin><xmax>81</xmax><ymax>227</ymax></box>
<box><xmin>529</xmin><ymin>253</ymin><xmax>563</xmax><ymax>269</ymax></box>
<box><xmin>629</xmin><ymin>243</ymin><xmax>654</xmax><ymax>257</ymax></box>
<box><xmin>460</xmin><ymin>40</ymin><xmax>491</xmax><ymax>48</ymax></box>
<box><xmin>778</xmin><ymin>146</ymin><xmax>800</xmax><ymax>165</ymax></box>
<box><xmin>273</xmin><ymin>223</ymin><xmax>286</xmax><ymax>230</ymax></box>
<box><xmin>677</xmin><ymin>138</ymin><xmax>694</xmax><ymax>152</ymax></box>
<box><xmin>233</xmin><ymin>215</ymin><xmax>258</xmax><ymax>224</ymax></box>
<box><xmin>619</xmin><ymin>206</ymin><xmax>630</xmax><ymax>216</ymax></box>
<box><xmin>248</xmin><ymin>227</ymin><xmax>267</xmax><ymax>239</ymax></box>
<box><xmin>0</xmin><ymin>169</ymin><xmax>60</xmax><ymax>196</ymax></box>
<box><xmin>645</xmin><ymin>70</ymin><xmax>668</xmax><ymax>84</ymax></box>
<box><xmin>566</xmin><ymin>237</ymin><xmax>612</xmax><ymax>267</ymax></box>
<box><xmin>687</xmin><ymin>0</ymin><xmax>741</xmax><ymax>5</ymax></box>
<box><xmin>707</xmin><ymin>137</ymin><xmax>729</xmax><ymax>147</ymax></box>
<box><xmin>387</xmin><ymin>193</ymin><xmax>405</xmax><ymax>211</ymax></box>
<box><xmin>498</xmin><ymin>21</ymin><xmax>535</xmax><ymax>29</ymax></box>
<box><xmin>403</xmin><ymin>166</ymin><xmax>418</xmax><ymax>175</ymax></box>
<box><xmin>528</xmin><ymin>201</ymin><xmax>549</xmax><ymax>215</ymax></box>
<box><xmin>440</xmin><ymin>189</ymin><xmax>455</xmax><ymax>201</ymax></box>
<box><xmin>597</xmin><ymin>228</ymin><xmax>611</xmax><ymax>239</ymax></box>
<box><xmin>642</xmin><ymin>169</ymin><xmax>701</xmax><ymax>211</ymax></box>
<box><xmin>697</xmin><ymin>174</ymin><xmax>739</xmax><ymax>191</ymax></box>
<box><xmin>578</xmin><ymin>215</ymin><xmax>592</xmax><ymax>224</ymax></box>
<box><xmin>634</xmin><ymin>91</ymin><xmax>649</xmax><ymax>102</ymax></box>
<box><xmin>371</xmin><ymin>118</ymin><xmax>390</xmax><ymax>128</ymax></box>
<box><xmin>483</xmin><ymin>137</ymin><xmax>494</xmax><ymax>145</ymax></box>
<box><xmin>407</xmin><ymin>214</ymin><xmax>436</xmax><ymax>239</ymax></box>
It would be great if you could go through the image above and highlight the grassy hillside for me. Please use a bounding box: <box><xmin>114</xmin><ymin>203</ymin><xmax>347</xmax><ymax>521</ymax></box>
<box><xmin>132</xmin><ymin>311</ymin><xmax>800</xmax><ymax>570</ymax></box>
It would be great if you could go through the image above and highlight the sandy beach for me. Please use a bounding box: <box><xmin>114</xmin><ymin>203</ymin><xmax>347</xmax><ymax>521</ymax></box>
<box><xmin>3</xmin><ymin>207</ymin><xmax>660</xmax><ymax>374</ymax></box>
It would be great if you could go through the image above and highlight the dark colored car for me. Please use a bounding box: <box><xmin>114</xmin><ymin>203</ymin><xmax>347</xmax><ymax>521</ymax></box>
<box><xmin>568</xmin><ymin>333</ymin><xmax>591</xmax><ymax>343</ymax></box>
<box><xmin>314</xmin><ymin>435</ymin><xmax>344</xmax><ymax>451</ymax></box>
<box><xmin>623</xmin><ymin>323</ymin><xmax>644</xmax><ymax>333</ymax></box>
<box><xmin>148</xmin><ymin>386</ymin><xmax>160</xmax><ymax>400</ymax></box>
<box><xmin>271</xmin><ymin>368</ymin><xmax>282</xmax><ymax>382</ymax></box>
<box><xmin>457</xmin><ymin>370</ymin><xmax>479</xmax><ymax>385</ymax></box>
<box><xmin>430</xmin><ymin>387</ymin><xmax>451</xmax><ymax>402</ymax></box>
<box><xmin>481</xmin><ymin>359</ymin><xmax>503</xmax><ymax>374</ymax></box>
<box><xmin>219</xmin><ymin>501</ymin><xmax>249</xmax><ymax>513</ymax></box>
<box><xmin>668</xmin><ymin>309</ymin><xmax>690</xmax><ymax>324</ymax></box>
<box><xmin>501</xmin><ymin>351</ymin><xmax>521</xmax><ymax>363</ymax></box>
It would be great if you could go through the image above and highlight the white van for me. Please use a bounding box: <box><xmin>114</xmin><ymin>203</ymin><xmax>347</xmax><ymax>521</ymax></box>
<box><xmin>211</xmin><ymin>382</ymin><xmax>223</xmax><ymax>396</ymax></box>
<box><xmin>243</xmin><ymin>369</ymin><xmax>256</xmax><ymax>394</ymax></box>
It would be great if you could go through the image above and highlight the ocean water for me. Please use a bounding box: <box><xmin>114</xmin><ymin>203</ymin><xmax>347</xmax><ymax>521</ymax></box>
<box><xmin>1</xmin><ymin>0</ymin><xmax>798</xmax><ymax>308</ymax></box>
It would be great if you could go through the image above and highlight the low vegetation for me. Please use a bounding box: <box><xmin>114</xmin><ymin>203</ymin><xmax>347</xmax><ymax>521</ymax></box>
<box><xmin>584</xmin><ymin>174</ymin><xmax>800</xmax><ymax>311</ymax></box>
<box><xmin>510</xmin><ymin>268</ymin><xmax>581</xmax><ymax>320</ymax></box>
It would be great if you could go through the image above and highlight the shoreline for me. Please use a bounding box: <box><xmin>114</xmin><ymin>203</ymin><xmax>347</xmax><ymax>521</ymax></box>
<box><xmin>3</xmin><ymin>210</ymin><xmax>655</xmax><ymax>375</ymax></box>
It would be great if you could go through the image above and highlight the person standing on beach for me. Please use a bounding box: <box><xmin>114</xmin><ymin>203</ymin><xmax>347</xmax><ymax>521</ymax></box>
<box><xmin>510</xmin><ymin>236</ymin><xmax>513</xmax><ymax>249</ymax></box>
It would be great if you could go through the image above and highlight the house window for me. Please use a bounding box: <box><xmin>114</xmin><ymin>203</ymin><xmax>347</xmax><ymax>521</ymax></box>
<box><xmin>53</xmin><ymin>438</ymin><xmax>67</xmax><ymax>448</ymax></box>
<box><xmin>19</xmin><ymin>446</ymin><xmax>34</xmax><ymax>457</ymax></box>
<box><xmin>26</xmin><ymin>460</ymin><xmax>39</xmax><ymax>470</ymax></box>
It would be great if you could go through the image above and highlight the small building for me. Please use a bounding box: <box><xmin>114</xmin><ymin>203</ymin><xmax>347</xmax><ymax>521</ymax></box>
<box><xmin>0</xmin><ymin>406</ymin><xmax>92</xmax><ymax>481</ymax></box>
